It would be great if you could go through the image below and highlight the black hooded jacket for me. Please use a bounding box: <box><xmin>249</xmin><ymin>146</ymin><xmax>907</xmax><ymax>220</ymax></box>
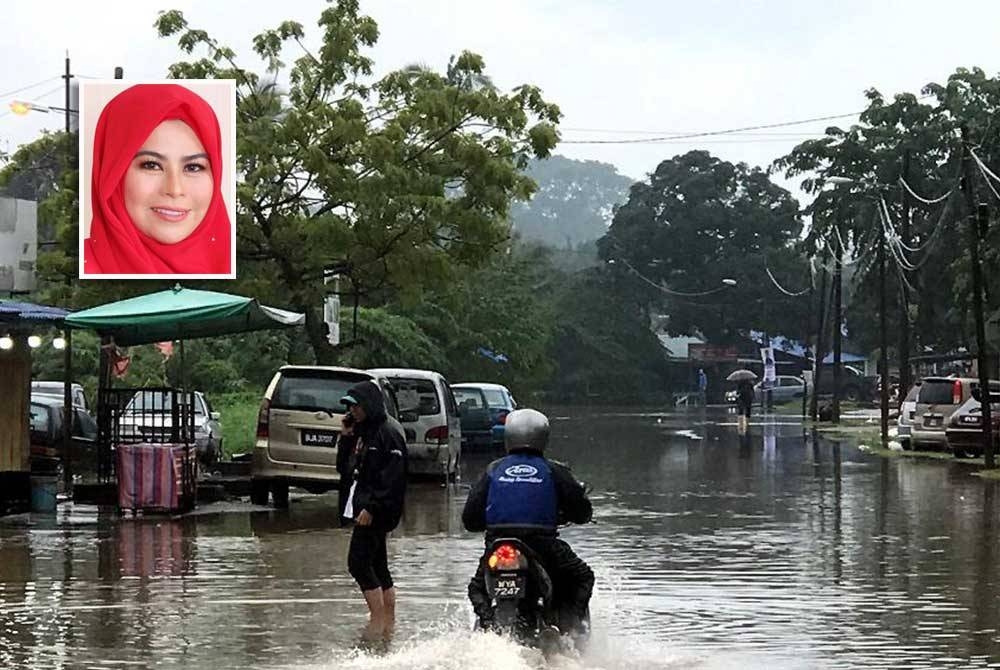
<box><xmin>336</xmin><ymin>380</ymin><xmax>407</xmax><ymax>532</ymax></box>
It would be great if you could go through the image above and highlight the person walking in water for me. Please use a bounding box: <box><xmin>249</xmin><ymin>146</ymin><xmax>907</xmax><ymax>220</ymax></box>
<box><xmin>736</xmin><ymin>378</ymin><xmax>755</xmax><ymax>431</ymax></box>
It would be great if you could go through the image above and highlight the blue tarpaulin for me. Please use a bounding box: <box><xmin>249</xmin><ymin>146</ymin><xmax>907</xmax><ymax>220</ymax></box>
<box><xmin>0</xmin><ymin>301</ymin><xmax>69</xmax><ymax>323</ymax></box>
<box><xmin>477</xmin><ymin>347</ymin><xmax>509</xmax><ymax>363</ymax></box>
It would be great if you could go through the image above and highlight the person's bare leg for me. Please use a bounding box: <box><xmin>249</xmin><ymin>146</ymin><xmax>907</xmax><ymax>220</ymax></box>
<box><xmin>382</xmin><ymin>587</ymin><xmax>396</xmax><ymax>637</ymax></box>
<box><xmin>362</xmin><ymin>588</ymin><xmax>386</xmax><ymax>637</ymax></box>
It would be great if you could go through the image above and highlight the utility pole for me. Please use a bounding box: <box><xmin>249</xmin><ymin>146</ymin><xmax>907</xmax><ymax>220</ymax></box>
<box><xmin>878</xmin><ymin>210</ymin><xmax>889</xmax><ymax>449</ymax></box>
<box><xmin>832</xmin><ymin>221</ymin><xmax>843</xmax><ymax>424</ymax></box>
<box><xmin>898</xmin><ymin>150</ymin><xmax>912</xmax><ymax>403</ymax></box>
<box><xmin>62</xmin><ymin>51</ymin><xmax>73</xmax><ymax>134</ymax></box>
<box><xmin>61</xmin><ymin>50</ymin><xmax>75</xmax><ymax>495</ymax></box>
<box><xmin>960</xmin><ymin>124</ymin><xmax>994</xmax><ymax>469</ymax></box>
<box><xmin>976</xmin><ymin>203</ymin><xmax>995</xmax><ymax>469</ymax></box>
<box><xmin>811</xmin><ymin>249</ymin><xmax>829</xmax><ymax>421</ymax></box>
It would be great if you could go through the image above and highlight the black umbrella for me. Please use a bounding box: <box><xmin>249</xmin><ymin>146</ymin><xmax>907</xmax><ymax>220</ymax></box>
<box><xmin>726</xmin><ymin>369</ymin><xmax>758</xmax><ymax>382</ymax></box>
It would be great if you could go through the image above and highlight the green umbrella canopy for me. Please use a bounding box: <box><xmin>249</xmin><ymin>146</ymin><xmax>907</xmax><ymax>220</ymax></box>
<box><xmin>64</xmin><ymin>285</ymin><xmax>304</xmax><ymax>346</ymax></box>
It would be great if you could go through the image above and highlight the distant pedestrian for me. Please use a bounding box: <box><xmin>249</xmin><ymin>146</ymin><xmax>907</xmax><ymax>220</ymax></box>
<box><xmin>736</xmin><ymin>378</ymin><xmax>755</xmax><ymax>430</ymax></box>
<box><xmin>697</xmin><ymin>368</ymin><xmax>708</xmax><ymax>406</ymax></box>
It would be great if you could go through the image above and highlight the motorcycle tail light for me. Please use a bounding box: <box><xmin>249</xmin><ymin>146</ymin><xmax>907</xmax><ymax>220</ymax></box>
<box><xmin>488</xmin><ymin>543</ymin><xmax>522</xmax><ymax>570</ymax></box>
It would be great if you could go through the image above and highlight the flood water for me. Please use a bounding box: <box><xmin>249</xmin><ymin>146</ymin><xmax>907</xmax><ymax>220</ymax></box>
<box><xmin>1</xmin><ymin>407</ymin><xmax>999</xmax><ymax>669</ymax></box>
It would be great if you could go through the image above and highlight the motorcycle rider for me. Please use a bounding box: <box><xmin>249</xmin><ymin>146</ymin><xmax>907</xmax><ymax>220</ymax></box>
<box><xmin>463</xmin><ymin>408</ymin><xmax>594</xmax><ymax>635</ymax></box>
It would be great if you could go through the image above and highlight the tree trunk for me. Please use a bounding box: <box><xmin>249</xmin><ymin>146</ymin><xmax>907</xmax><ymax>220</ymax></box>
<box><xmin>304</xmin><ymin>304</ymin><xmax>338</xmax><ymax>365</ymax></box>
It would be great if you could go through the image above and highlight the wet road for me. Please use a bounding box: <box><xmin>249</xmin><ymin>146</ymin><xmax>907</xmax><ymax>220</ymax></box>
<box><xmin>1</xmin><ymin>407</ymin><xmax>999</xmax><ymax>669</ymax></box>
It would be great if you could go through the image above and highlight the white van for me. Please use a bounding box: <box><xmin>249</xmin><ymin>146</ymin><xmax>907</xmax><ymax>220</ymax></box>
<box><xmin>367</xmin><ymin>368</ymin><xmax>461</xmax><ymax>480</ymax></box>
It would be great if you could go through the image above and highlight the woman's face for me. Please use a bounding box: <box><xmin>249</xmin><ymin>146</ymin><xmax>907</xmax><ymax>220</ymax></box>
<box><xmin>123</xmin><ymin>119</ymin><xmax>214</xmax><ymax>245</ymax></box>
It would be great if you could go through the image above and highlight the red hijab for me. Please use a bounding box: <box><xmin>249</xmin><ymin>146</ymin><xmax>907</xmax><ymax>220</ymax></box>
<box><xmin>84</xmin><ymin>84</ymin><xmax>231</xmax><ymax>275</ymax></box>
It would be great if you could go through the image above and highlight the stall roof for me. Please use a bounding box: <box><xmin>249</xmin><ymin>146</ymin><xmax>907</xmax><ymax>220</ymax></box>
<box><xmin>64</xmin><ymin>286</ymin><xmax>304</xmax><ymax>345</ymax></box>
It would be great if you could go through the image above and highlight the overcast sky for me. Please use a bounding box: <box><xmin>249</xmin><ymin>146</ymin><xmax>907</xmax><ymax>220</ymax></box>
<box><xmin>3</xmin><ymin>0</ymin><xmax>1000</xmax><ymax>200</ymax></box>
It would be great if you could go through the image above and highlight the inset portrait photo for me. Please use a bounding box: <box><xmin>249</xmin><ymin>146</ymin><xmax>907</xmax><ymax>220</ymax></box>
<box><xmin>79</xmin><ymin>80</ymin><xmax>236</xmax><ymax>279</ymax></box>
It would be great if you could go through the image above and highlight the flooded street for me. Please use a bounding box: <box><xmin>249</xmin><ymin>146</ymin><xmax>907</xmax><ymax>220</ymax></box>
<box><xmin>2</xmin><ymin>407</ymin><xmax>999</xmax><ymax>669</ymax></box>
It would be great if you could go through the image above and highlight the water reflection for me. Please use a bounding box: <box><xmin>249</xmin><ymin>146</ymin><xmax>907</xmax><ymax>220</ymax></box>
<box><xmin>0</xmin><ymin>407</ymin><xmax>996</xmax><ymax>669</ymax></box>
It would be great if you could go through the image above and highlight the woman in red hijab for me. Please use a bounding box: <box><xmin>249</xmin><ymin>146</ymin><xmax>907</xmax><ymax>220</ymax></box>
<box><xmin>83</xmin><ymin>83</ymin><xmax>232</xmax><ymax>276</ymax></box>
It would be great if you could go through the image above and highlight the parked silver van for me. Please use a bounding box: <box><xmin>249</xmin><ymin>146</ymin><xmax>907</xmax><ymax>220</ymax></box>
<box><xmin>367</xmin><ymin>368</ymin><xmax>461</xmax><ymax>480</ymax></box>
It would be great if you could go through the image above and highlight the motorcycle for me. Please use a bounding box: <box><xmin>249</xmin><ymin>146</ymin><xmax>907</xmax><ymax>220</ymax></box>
<box><xmin>476</xmin><ymin>537</ymin><xmax>589</xmax><ymax>654</ymax></box>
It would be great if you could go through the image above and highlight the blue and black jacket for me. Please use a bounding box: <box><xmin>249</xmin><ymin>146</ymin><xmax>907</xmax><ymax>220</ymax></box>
<box><xmin>462</xmin><ymin>447</ymin><xmax>592</xmax><ymax>537</ymax></box>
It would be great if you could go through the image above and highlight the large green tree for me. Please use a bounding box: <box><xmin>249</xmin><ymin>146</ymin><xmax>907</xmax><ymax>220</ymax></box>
<box><xmin>600</xmin><ymin>150</ymin><xmax>810</xmax><ymax>343</ymax></box>
<box><xmin>776</xmin><ymin>67</ymin><xmax>1000</xmax><ymax>357</ymax></box>
<box><xmin>153</xmin><ymin>1</ymin><xmax>561</xmax><ymax>363</ymax></box>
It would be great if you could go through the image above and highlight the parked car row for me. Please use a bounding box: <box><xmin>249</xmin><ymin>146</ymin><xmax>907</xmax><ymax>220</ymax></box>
<box><xmin>250</xmin><ymin>364</ymin><xmax>514</xmax><ymax>507</ymax></box>
<box><xmin>31</xmin><ymin>368</ymin><xmax>514</xmax><ymax>509</ymax></box>
<box><xmin>897</xmin><ymin>376</ymin><xmax>1000</xmax><ymax>458</ymax></box>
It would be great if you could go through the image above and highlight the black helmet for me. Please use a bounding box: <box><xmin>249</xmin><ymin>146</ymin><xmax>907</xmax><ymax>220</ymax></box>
<box><xmin>504</xmin><ymin>408</ymin><xmax>549</xmax><ymax>453</ymax></box>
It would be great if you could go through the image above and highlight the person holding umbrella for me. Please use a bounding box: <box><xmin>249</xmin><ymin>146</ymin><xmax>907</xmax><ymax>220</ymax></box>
<box><xmin>727</xmin><ymin>369</ymin><xmax>758</xmax><ymax>431</ymax></box>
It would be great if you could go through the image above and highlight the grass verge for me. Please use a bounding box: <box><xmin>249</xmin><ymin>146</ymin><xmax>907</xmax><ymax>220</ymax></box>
<box><xmin>214</xmin><ymin>392</ymin><xmax>260</xmax><ymax>460</ymax></box>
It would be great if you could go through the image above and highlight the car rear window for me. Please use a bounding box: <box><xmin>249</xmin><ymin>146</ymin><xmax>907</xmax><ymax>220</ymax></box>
<box><xmin>454</xmin><ymin>388</ymin><xmax>486</xmax><ymax>409</ymax></box>
<box><xmin>272</xmin><ymin>370</ymin><xmax>371</xmax><ymax>412</ymax></box>
<box><xmin>919</xmin><ymin>381</ymin><xmax>957</xmax><ymax>405</ymax></box>
<box><xmin>389</xmin><ymin>378</ymin><xmax>440</xmax><ymax>415</ymax></box>
<box><xmin>29</xmin><ymin>403</ymin><xmax>50</xmax><ymax>433</ymax></box>
<box><xmin>483</xmin><ymin>389</ymin><xmax>509</xmax><ymax>407</ymax></box>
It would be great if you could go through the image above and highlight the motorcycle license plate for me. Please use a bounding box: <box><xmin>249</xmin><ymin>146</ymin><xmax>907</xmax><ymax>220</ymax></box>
<box><xmin>493</xmin><ymin>574</ymin><xmax>524</xmax><ymax>599</ymax></box>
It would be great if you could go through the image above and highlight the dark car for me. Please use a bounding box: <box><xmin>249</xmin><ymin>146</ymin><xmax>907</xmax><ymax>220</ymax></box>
<box><xmin>452</xmin><ymin>385</ymin><xmax>495</xmax><ymax>449</ymax></box>
<box><xmin>945</xmin><ymin>389</ymin><xmax>1000</xmax><ymax>459</ymax></box>
<box><xmin>29</xmin><ymin>394</ymin><xmax>98</xmax><ymax>474</ymax></box>
<box><xmin>451</xmin><ymin>383</ymin><xmax>516</xmax><ymax>449</ymax></box>
<box><xmin>813</xmin><ymin>364</ymin><xmax>878</xmax><ymax>402</ymax></box>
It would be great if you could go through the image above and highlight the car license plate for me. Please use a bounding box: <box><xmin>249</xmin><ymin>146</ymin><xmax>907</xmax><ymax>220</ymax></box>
<box><xmin>492</xmin><ymin>574</ymin><xmax>524</xmax><ymax>599</ymax></box>
<box><xmin>924</xmin><ymin>417</ymin><xmax>942</xmax><ymax>428</ymax></box>
<box><xmin>301</xmin><ymin>430</ymin><xmax>338</xmax><ymax>447</ymax></box>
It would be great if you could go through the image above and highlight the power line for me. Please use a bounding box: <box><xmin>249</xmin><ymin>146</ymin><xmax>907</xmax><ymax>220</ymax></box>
<box><xmin>0</xmin><ymin>76</ymin><xmax>62</xmax><ymax>101</ymax></box>
<box><xmin>560</xmin><ymin>93</ymin><xmax>938</xmax><ymax>145</ymax></box>
<box><xmin>617</xmin><ymin>257</ymin><xmax>734</xmax><ymax>297</ymax></box>
<box><xmin>562</xmin><ymin>128</ymin><xmax>828</xmax><ymax>137</ymax></box>
<box><xmin>560</xmin><ymin>109</ymin><xmax>871</xmax><ymax>145</ymax></box>
<box><xmin>899</xmin><ymin>177</ymin><xmax>953</xmax><ymax>205</ymax></box>
<box><xmin>765</xmin><ymin>265</ymin><xmax>810</xmax><ymax>296</ymax></box>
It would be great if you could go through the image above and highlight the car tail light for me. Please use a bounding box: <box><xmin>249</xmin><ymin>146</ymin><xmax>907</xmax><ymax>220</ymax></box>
<box><xmin>953</xmin><ymin>380</ymin><xmax>962</xmax><ymax>405</ymax></box>
<box><xmin>425</xmin><ymin>425</ymin><xmax>449</xmax><ymax>444</ymax></box>
<box><xmin>488</xmin><ymin>544</ymin><xmax>523</xmax><ymax>570</ymax></box>
<box><xmin>256</xmin><ymin>398</ymin><xmax>270</xmax><ymax>439</ymax></box>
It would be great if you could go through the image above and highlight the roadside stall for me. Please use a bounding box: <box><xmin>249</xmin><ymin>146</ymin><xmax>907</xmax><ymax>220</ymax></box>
<box><xmin>65</xmin><ymin>285</ymin><xmax>304</xmax><ymax>514</ymax></box>
<box><xmin>0</xmin><ymin>301</ymin><xmax>71</xmax><ymax>515</ymax></box>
